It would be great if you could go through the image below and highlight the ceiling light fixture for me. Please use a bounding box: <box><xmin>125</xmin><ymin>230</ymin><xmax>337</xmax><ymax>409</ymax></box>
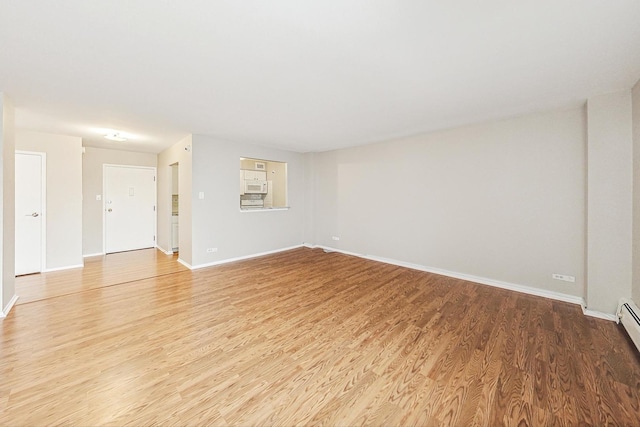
<box><xmin>104</xmin><ymin>132</ymin><xmax>127</xmax><ymax>142</ymax></box>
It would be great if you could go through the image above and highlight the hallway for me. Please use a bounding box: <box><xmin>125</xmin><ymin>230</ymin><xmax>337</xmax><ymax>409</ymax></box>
<box><xmin>15</xmin><ymin>248</ymin><xmax>187</xmax><ymax>305</ymax></box>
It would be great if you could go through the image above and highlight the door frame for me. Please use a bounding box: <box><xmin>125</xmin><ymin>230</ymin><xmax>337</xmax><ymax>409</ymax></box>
<box><xmin>15</xmin><ymin>150</ymin><xmax>47</xmax><ymax>273</ymax></box>
<box><xmin>102</xmin><ymin>164</ymin><xmax>157</xmax><ymax>254</ymax></box>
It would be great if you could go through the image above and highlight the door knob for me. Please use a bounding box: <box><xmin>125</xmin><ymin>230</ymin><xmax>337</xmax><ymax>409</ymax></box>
<box><xmin>26</xmin><ymin>212</ymin><xmax>39</xmax><ymax>217</ymax></box>
<box><xmin>107</xmin><ymin>208</ymin><xmax>113</xmax><ymax>212</ymax></box>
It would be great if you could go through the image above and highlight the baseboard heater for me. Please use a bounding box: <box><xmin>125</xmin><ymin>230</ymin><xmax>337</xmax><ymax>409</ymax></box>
<box><xmin>617</xmin><ymin>298</ymin><xmax>640</xmax><ymax>353</ymax></box>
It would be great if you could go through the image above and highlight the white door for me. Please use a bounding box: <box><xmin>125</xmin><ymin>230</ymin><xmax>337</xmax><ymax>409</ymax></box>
<box><xmin>104</xmin><ymin>165</ymin><xmax>156</xmax><ymax>254</ymax></box>
<box><xmin>15</xmin><ymin>152</ymin><xmax>45</xmax><ymax>275</ymax></box>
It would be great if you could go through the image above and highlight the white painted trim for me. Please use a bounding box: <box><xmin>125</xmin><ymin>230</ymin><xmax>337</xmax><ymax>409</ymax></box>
<box><xmin>367</xmin><ymin>254</ymin><xmax>584</xmax><ymax>306</ymax></box>
<box><xmin>177</xmin><ymin>258</ymin><xmax>192</xmax><ymax>269</ymax></box>
<box><xmin>83</xmin><ymin>252</ymin><xmax>104</xmax><ymax>258</ymax></box>
<box><xmin>103</xmin><ymin>164</ymin><xmax>158</xmax><ymax>255</ymax></box>
<box><xmin>43</xmin><ymin>263</ymin><xmax>84</xmax><ymax>273</ymax></box>
<box><xmin>16</xmin><ymin>150</ymin><xmax>47</xmax><ymax>273</ymax></box>
<box><xmin>239</xmin><ymin>207</ymin><xmax>290</xmax><ymax>213</ymax></box>
<box><xmin>156</xmin><ymin>245</ymin><xmax>173</xmax><ymax>255</ymax></box>
<box><xmin>0</xmin><ymin>295</ymin><xmax>19</xmax><ymax>319</ymax></box>
<box><xmin>184</xmin><ymin>245</ymin><xmax>304</xmax><ymax>270</ymax></box>
<box><xmin>581</xmin><ymin>305</ymin><xmax>618</xmax><ymax>322</ymax></box>
<box><xmin>316</xmin><ymin>245</ymin><xmax>363</xmax><ymax>259</ymax></box>
<box><xmin>302</xmin><ymin>242</ymin><xmax>314</xmax><ymax>248</ymax></box>
<box><xmin>309</xmin><ymin>244</ymin><xmax>587</xmax><ymax>308</ymax></box>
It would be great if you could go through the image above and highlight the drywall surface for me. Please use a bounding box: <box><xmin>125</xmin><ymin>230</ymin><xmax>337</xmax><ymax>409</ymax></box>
<box><xmin>303</xmin><ymin>152</ymin><xmax>316</xmax><ymax>245</ymax></box>
<box><xmin>190</xmin><ymin>135</ymin><xmax>306</xmax><ymax>267</ymax></box>
<box><xmin>82</xmin><ymin>147</ymin><xmax>157</xmax><ymax>255</ymax></box>
<box><xmin>1</xmin><ymin>93</ymin><xmax>15</xmax><ymax>313</ymax></box>
<box><xmin>633</xmin><ymin>80</ymin><xmax>640</xmax><ymax>305</ymax></box>
<box><xmin>587</xmin><ymin>91</ymin><xmax>633</xmax><ymax>314</ymax></box>
<box><xmin>312</xmin><ymin>108</ymin><xmax>586</xmax><ymax>298</ymax></box>
<box><xmin>157</xmin><ymin>135</ymin><xmax>192</xmax><ymax>264</ymax></box>
<box><xmin>15</xmin><ymin>131</ymin><xmax>82</xmax><ymax>271</ymax></box>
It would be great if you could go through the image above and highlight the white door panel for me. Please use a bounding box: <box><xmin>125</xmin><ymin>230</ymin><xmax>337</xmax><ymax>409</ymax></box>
<box><xmin>16</xmin><ymin>152</ymin><xmax>44</xmax><ymax>275</ymax></box>
<box><xmin>105</xmin><ymin>166</ymin><xmax>156</xmax><ymax>254</ymax></box>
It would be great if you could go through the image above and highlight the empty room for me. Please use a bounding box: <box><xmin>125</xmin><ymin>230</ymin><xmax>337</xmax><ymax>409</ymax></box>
<box><xmin>1</xmin><ymin>1</ymin><xmax>640</xmax><ymax>426</ymax></box>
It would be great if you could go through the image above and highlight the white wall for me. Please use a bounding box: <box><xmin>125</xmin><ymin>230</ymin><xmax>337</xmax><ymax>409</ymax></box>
<box><xmin>5</xmin><ymin>87</ymin><xmax>636</xmax><ymax>319</ymax></box>
<box><xmin>1</xmin><ymin>93</ymin><xmax>15</xmax><ymax>315</ymax></box>
<box><xmin>311</xmin><ymin>107</ymin><xmax>587</xmax><ymax>299</ymax></box>
<box><xmin>587</xmin><ymin>91</ymin><xmax>634</xmax><ymax>314</ymax></box>
<box><xmin>190</xmin><ymin>135</ymin><xmax>306</xmax><ymax>267</ymax></box>
<box><xmin>15</xmin><ymin>131</ymin><xmax>83</xmax><ymax>270</ymax></box>
<box><xmin>158</xmin><ymin>135</ymin><xmax>192</xmax><ymax>263</ymax></box>
<box><xmin>82</xmin><ymin>147</ymin><xmax>157</xmax><ymax>256</ymax></box>
<box><xmin>303</xmin><ymin>152</ymin><xmax>316</xmax><ymax>245</ymax></box>
<box><xmin>633</xmin><ymin>80</ymin><xmax>640</xmax><ymax>304</ymax></box>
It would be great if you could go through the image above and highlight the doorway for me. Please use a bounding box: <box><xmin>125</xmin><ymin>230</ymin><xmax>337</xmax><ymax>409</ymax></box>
<box><xmin>15</xmin><ymin>151</ymin><xmax>46</xmax><ymax>276</ymax></box>
<box><xmin>103</xmin><ymin>165</ymin><xmax>157</xmax><ymax>254</ymax></box>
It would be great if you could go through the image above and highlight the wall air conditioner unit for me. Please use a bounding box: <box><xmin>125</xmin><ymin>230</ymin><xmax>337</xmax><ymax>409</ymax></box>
<box><xmin>617</xmin><ymin>298</ymin><xmax>640</xmax><ymax>353</ymax></box>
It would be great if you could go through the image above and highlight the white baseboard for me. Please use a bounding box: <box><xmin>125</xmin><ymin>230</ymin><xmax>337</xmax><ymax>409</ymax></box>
<box><xmin>185</xmin><ymin>245</ymin><xmax>304</xmax><ymax>270</ymax></box>
<box><xmin>1</xmin><ymin>294</ymin><xmax>19</xmax><ymax>318</ymax></box>
<box><xmin>581</xmin><ymin>305</ymin><xmax>618</xmax><ymax>322</ymax></box>
<box><xmin>313</xmin><ymin>244</ymin><xmax>363</xmax><ymax>258</ymax></box>
<box><xmin>177</xmin><ymin>258</ymin><xmax>191</xmax><ymax>269</ymax></box>
<box><xmin>156</xmin><ymin>245</ymin><xmax>173</xmax><ymax>255</ymax></box>
<box><xmin>43</xmin><ymin>263</ymin><xmax>84</xmax><ymax>273</ymax></box>
<box><xmin>310</xmin><ymin>244</ymin><xmax>590</xmax><ymax>312</ymax></box>
<box><xmin>83</xmin><ymin>252</ymin><xmax>104</xmax><ymax>258</ymax></box>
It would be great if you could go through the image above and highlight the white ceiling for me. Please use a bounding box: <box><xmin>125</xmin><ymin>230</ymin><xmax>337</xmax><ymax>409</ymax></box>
<box><xmin>1</xmin><ymin>1</ymin><xmax>640</xmax><ymax>154</ymax></box>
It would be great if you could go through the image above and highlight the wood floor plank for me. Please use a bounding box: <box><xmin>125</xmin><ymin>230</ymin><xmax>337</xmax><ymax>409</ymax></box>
<box><xmin>1</xmin><ymin>247</ymin><xmax>639</xmax><ymax>425</ymax></box>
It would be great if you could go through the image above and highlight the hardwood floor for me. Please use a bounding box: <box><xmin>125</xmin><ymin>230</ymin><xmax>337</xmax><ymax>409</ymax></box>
<box><xmin>15</xmin><ymin>249</ymin><xmax>189</xmax><ymax>304</ymax></box>
<box><xmin>2</xmin><ymin>247</ymin><xmax>639</xmax><ymax>426</ymax></box>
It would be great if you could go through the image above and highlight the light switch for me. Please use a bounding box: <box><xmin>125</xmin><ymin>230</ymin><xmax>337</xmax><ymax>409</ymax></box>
<box><xmin>199</xmin><ymin>192</ymin><xmax>205</xmax><ymax>199</ymax></box>
<box><xmin>96</xmin><ymin>195</ymin><xmax>102</xmax><ymax>201</ymax></box>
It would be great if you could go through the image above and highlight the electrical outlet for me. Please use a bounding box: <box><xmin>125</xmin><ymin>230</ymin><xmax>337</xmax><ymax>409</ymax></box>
<box><xmin>332</xmin><ymin>236</ymin><xmax>340</xmax><ymax>241</ymax></box>
<box><xmin>206</xmin><ymin>248</ymin><xmax>218</xmax><ymax>253</ymax></box>
<box><xmin>552</xmin><ymin>273</ymin><xmax>575</xmax><ymax>283</ymax></box>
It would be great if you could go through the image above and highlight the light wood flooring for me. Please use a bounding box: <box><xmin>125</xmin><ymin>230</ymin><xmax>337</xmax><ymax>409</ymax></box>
<box><xmin>2</xmin><ymin>247</ymin><xmax>639</xmax><ymax>426</ymax></box>
<box><xmin>15</xmin><ymin>249</ymin><xmax>189</xmax><ymax>305</ymax></box>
